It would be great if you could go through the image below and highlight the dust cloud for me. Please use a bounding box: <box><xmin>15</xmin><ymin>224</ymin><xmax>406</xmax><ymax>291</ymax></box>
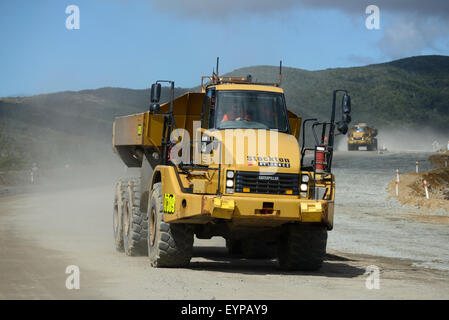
<box><xmin>335</xmin><ymin>126</ymin><xmax>449</xmax><ymax>152</ymax></box>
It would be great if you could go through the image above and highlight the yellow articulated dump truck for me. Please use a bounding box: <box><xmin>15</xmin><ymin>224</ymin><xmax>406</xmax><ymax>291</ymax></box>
<box><xmin>347</xmin><ymin>123</ymin><xmax>378</xmax><ymax>151</ymax></box>
<box><xmin>112</xmin><ymin>60</ymin><xmax>352</xmax><ymax>270</ymax></box>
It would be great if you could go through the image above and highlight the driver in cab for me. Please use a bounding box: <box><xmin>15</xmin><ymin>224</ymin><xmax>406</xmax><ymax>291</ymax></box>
<box><xmin>221</xmin><ymin>104</ymin><xmax>251</xmax><ymax>122</ymax></box>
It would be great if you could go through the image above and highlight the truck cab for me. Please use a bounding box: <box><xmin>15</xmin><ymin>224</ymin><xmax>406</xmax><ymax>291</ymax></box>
<box><xmin>347</xmin><ymin>123</ymin><xmax>378</xmax><ymax>151</ymax></box>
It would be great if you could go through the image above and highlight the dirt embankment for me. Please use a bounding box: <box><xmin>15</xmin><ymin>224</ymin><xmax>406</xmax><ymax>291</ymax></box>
<box><xmin>429</xmin><ymin>151</ymin><xmax>449</xmax><ymax>168</ymax></box>
<box><xmin>387</xmin><ymin>151</ymin><xmax>449</xmax><ymax>211</ymax></box>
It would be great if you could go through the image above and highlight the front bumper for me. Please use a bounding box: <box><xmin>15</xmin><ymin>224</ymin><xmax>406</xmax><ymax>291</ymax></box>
<box><xmin>348</xmin><ymin>139</ymin><xmax>371</xmax><ymax>145</ymax></box>
<box><xmin>165</xmin><ymin>192</ymin><xmax>334</xmax><ymax>229</ymax></box>
<box><xmin>158</xmin><ymin>165</ymin><xmax>334</xmax><ymax>229</ymax></box>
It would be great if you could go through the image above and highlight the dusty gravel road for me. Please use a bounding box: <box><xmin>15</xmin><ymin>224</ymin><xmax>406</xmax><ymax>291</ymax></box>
<box><xmin>1</xmin><ymin>151</ymin><xmax>448</xmax><ymax>299</ymax></box>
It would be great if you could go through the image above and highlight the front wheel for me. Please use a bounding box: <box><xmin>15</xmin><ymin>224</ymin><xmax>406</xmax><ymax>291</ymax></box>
<box><xmin>226</xmin><ymin>239</ymin><xmax>243</xmax><ymax>256</ymax></box>
<box><xmin>148</xmin><ymin>183</ymin><xmax>194</xmax><ymax>267</ymax></box>
<box><xmin>277</xmin><ymin>224</ymin><xmax>327</xmax><ymax>271</ymax></box>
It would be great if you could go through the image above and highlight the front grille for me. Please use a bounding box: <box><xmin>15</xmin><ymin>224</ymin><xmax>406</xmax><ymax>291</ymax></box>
<box><xmin>234</xmin><ymin>171</ymin><xmax>299</xmax><ymax>195</ymax></box>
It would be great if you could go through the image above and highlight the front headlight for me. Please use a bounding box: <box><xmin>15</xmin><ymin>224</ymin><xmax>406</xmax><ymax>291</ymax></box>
<box><xmin>226</xmin><ymin>179</ymin><xmax>234</xmax><ymax>188</ymax></box>
<box><xmin>300</xmin><ymin>184</ymin><xmax>308</xmax><ymax>192</ymax></box>
<box><xmin>226</xmin><ymin>170</ymin><xmax>234</xmax><ymax>179</ymax></box>
<box><xmin>301</xmin><ymin>174</ymin><xmax>309</xmax><ymax>183</ymax></box>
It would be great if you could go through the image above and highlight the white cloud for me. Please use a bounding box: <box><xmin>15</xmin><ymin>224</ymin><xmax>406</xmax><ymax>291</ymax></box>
<box><xmin>149</xmin><ymin>0</ymin><xmax>449</xmax><ymax>20</ymax></box>
<box><xmin>148</xmin><ymin>0</ymin><xmax>449</xmax><ymax>60</ymax></box>
<box><xmin>379</xmin><ymin>15</ymin><xmax>449</xmax><ymax>58</ymax></box>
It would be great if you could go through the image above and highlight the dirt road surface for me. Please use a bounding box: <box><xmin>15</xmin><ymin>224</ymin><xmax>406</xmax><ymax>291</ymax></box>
<box><xmin>1</xmin><ymin>151</ymin><xmax>448</xmax><ymax>299</ymax></box>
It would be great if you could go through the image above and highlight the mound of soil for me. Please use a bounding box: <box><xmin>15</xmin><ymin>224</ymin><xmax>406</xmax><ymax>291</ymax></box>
<box><xmin>429</xmin><ymin>151</ymin><xmax>449</xmax><ymax>168</ymax></box>
<box><xmin>388</xmin><ymin>153</ymin><xmax>449</xmax><ymax>211</ymax></box>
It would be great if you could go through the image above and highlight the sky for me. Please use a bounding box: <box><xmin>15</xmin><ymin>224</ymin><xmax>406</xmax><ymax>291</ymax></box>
<box><xmin>0</xmin><ymin>0</ymin><xmax>448</xmax><ymax>97</ymax></box>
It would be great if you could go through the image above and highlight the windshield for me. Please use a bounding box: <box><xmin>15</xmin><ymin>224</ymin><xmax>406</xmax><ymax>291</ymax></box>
<box><xmin>213</xmin><ymin>90</ymin><xmax>289</xmax><ymax>132</ymax></box>
<box><xmin>353</xmin><ymin>126</ymin><xmax>367</xmax><ymax>132</ymax></box>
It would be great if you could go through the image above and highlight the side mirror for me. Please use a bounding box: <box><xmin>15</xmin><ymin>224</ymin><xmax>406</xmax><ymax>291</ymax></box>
<box><xmin>342</xmin><ymin>94</ymin><xmax>351</xmax><ymax>114</ymax></box>
<box><xmin>150</xmin><ymin>83</ymin><xmax>161</xmax><ymax>103</ymax></box>
<box><xmin>337</xmin><ymin>121</ymin><xmax>348</xmax><ymax>134</ymax></box>
<box><xmin>149</xmin><ymin>103</ymin><xmax>160</xmax><ymax>113</ymax></box>
<box><xmin>341</xmin><ymin>93</ymin><xmax>351</xmax><ymax>127</ymax></box>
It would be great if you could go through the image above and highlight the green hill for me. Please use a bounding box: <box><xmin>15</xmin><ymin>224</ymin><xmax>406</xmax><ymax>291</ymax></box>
<box><xmin>1</xmin><ymin>55</ymin><xmax>448</xmax><ymax>170</ymax></box>
<box><xmin>226</xmin><ymin>55</ymin><xmax>449</xmax><ymax>129</ymax></box>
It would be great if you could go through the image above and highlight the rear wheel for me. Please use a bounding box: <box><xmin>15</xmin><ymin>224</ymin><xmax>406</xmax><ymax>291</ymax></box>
<box><xmin>148</xmin><ymin>182</ymin><xmax>194</xmax><ymax>267</ymax></box>
<box><xmin>123</xmin><ymin>178</ymin><xmax>148</xmax><ymax>256</ymax></box>
<box><xmin>277</xmin><ymin>224</ymin><xmax>327</xmax><ymax>271</ymax></box>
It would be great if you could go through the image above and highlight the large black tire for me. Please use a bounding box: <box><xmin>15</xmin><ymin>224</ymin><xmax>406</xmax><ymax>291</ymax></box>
<box><xmin>123</xmin><ymin>178</ymin><xmax>148</xmax><ymax>256</ymax></box>
<box><xmin>148</xmin><ymin>182</ymin><xmax>194</xmax><ymax>267</ymax></box>
<box><xmin>277</xmin><ymin>224</ymin><xmax>327</xmax><ymax>271</ymax></box>
<box><xmin>372</xmin><ymin>139</ymin><xmax>378</xmax><ymax>151</ymax></box>
<box><xmin>113</xmin><ymin>179</ymin><xmax>126</xmax><ymax>252</ymax></box>
<box><xmin>241</xmin><ymin>239</ymin><xmax>277</xmax><ymax>259</ymax></box>
<box><xmin>226</xmin><ymin>239</ymin><xmax>243</xmax><ymax>256</ymax></box>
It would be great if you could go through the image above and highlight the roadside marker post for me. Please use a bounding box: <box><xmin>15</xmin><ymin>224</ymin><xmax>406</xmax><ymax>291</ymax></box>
<box><xmin>424</xmin><ymin>180</ymin><xmax>429</xmax><ymax>199</ymax></box>
<box><xmin>416</xmin><ymin>161</ymin><xmax>419</xmax><ymax>173</ymax></box>
<box><xmin>395</xmin><ymin>169</ymin><xmax>399</xmax><ymax>196</ymax></box>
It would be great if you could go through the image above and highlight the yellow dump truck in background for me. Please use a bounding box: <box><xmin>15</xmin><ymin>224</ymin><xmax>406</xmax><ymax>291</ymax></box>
<box><xmin>112</xmin><ymin>59</ymin><xmax>352</xmax><ymax>270</ymax></box>
<box><xmin>347</xmin><ymin>123</ymin><xmax>378</xmax><ymax>151</ymax></box>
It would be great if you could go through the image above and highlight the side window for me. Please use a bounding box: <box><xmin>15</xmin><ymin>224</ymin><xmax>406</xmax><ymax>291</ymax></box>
<box><xmin>201</xmin><ymin>89</ymin><xmax>212</xmax><ymax>129</ymax></box>
<box><xmin>209</xmin><ymin>89</ymin><xmax>215</xmax><ymax>129</ymax></box>
<box><xmin>201</xmin><ymin>89</ymin><xmax>215</xmax><ymax>129</ymax></box>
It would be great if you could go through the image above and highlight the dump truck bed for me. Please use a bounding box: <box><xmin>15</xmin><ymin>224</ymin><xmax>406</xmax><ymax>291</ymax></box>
<box><xmin>112</xmin><ymin>92</ymin><xmax>204</xmax><ymax>167</ymax></box>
